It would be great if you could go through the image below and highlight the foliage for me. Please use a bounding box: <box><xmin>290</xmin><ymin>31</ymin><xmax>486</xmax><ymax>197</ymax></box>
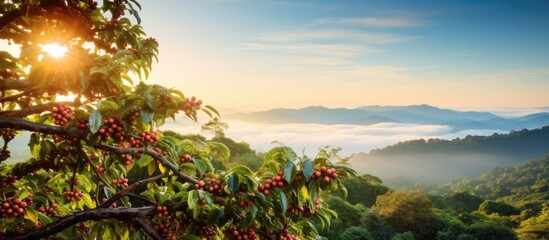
<box><xmin>336</xmin><ymin>174</ymin><xmax>390</xmax><ymax>208</ymax></box>
<box><xmin>369</xmin><ymin>127</ymin><xmax>549</xmax><ymax>161</ymax></box>
<box><xmin>391</xmin><ymin>231</ymin><xmax>414</xmax><ymax>240</ymax></box>
<box><xmin>363</xmin><ymin>190</ymin><xmax>443</xmax><ymax>239</ymax></box>
<box><xmin>478</xmin><ymin>200</ymin><xmax>521</xmax><ymax>216</ymax></box>
<box><xmin>0</xmin><ymin>1</ymin><xmax>357</xmax><ymax>239</ymax></box>
<box><xmin>435</xmin><ymin>155</ymin><xmax>549</xmax><ymax>206</ymax></box>
<box><xmin>318</xmin><ymin>197</ymin><xmax>365</xmax><ymax>239</ymax></box>
<box><xmin>340</xmin><ymin>226</ymin><xmax>373</xmax><ymax>240</ymax></box>
<box><xmin>201</xmin><ymin>117</ymin><xmax>228</xmax><ymax>138</ymax></box>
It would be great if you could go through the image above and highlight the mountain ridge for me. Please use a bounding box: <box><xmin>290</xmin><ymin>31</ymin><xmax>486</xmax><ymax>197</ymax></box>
<box><xmin>225</xmin><ymin>105</ymin><xmax>549</xmax><ymax>132</ymax></box>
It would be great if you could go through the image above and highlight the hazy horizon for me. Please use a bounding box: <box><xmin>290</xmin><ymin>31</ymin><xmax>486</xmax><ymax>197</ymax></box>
<box><xmin>163</xmin><ymin>105</ymin><xmax>548</xmax><ymax>156</ymax></box>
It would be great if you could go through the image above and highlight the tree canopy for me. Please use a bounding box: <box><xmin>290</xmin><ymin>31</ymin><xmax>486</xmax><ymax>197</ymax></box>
<box><xmin>0</xmin><ymin>1</ymin><xmax>356</xmax><ymax>239</ymax></box>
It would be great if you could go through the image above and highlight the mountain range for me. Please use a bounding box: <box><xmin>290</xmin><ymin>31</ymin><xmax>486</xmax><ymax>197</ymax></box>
<box><xmin>226</xmin><ymin>105</ymin><xmax>549</xmax><ymax>131</ymax></box>
<box><xmin>350</xmin><ymin>126</ymin><xmax>549</xmax><ymax>186</ymax></box>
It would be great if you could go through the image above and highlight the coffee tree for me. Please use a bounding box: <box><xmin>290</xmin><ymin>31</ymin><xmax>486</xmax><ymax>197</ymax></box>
<box><xmin>0</xmin><ymin>1</ymin><xmax>356</xmax><ymax>239</ymax></box>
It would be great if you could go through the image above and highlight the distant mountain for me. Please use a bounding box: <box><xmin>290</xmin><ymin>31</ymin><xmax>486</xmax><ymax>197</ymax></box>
<box><xmin>226</xmin><ymin>105</ymin><xmax>549</xmax><ymax>132</ymax></box>
<box><xmin>349</xmin><ymin>126</ymin><xmax>549</xmax><ymax>185</ymax></box>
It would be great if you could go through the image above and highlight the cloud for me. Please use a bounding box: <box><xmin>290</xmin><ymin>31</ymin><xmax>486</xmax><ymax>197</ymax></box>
<box><xmin>313</xmin><ymin>17</ymin><xmax>427</xmax><ymax>28</ymax></box>
<box><xmin>240</xmin><ymin>43</ymin><xmax>373</xmax><ymax>56</ymax></box>
<box><xmin>163</xmin><ymin>120</ymin><xmax>507</xmax><ymax>156</ymax></box>
<box><xmin>262</xmin><ymin>29</ymin><xmax>417</xmax><ymax>44</ymax></box>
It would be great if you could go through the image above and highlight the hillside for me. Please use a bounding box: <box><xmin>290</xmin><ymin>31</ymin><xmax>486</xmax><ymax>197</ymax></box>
<box><xmin>350</xmin><ymin>126</ymin><xmax>549</xmax><ymax>185</ymax></box>
<box><xmin>226</xmin><ymin>105</ymin><xmax>549</xmax><ymax>131</ymax></box>
<box><xmin>434</xmin><ymin>155</ymin><xmax>549</xmax><ymax>206</ymax></box>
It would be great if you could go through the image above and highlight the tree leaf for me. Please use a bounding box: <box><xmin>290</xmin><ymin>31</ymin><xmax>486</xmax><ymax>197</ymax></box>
<box><xmin>89</xmin><ymin>110</ymin><xmax>102</xmax><ymax>134</ymax></box>
<box><xmin>192</xmin><ymin>157</ymin><xmax>207</xmax><ymax>174</ymax></box>
<box><xmin>279</xmin><ymin>191</ymin><xmax>288</xmax><ymax>214</ymax></box>
<box><xmin>303</xmin><ymin>159</ymin><xmax>314</xmax><ymax>181</ymax></box>
<box><xmin>37</xmin><ymin>211</ymin><xmax>52</xmax><ymax>224</ymax></box>
<box><xmin>284</xmin><ymin>161</ymin><xmax>297</xmax><ymax>184</ymax></box>
<box><xmin>140</xmin><ymin>109</ymin><xmax>154</xmax><ymax>124</ymax></box>
<box><xmin>228</xmin><ymin>165</ymin><xmax>254</xmax><ymax>177</ymax></box>
<box><xmin>227</xmin><ymin>173</ymin><xmax>239</xmax><ymax>194</ymax></box>
<box><xmin>24</xmin><ymin>207</ymin><xmax>38</xmax><ymax>224</ymax></box>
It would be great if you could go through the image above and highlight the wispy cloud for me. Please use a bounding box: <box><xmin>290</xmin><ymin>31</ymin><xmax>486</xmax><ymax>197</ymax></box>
<box><xmin>241</xmin><ymin>43</ymin><xmax>372</xmax><ymax>55</ymax></box>
<box><xmin>313</xmin><ymin>17</ymin><xmax>428</xmax><ymax>28</ymax></box>
<box><xmin>262</xmin><ymin>29</ymin><xmax>417</xmax><ymax>44</ymax></box>
<box><xmin>163</xmin><ymin>120</ymin><xmax>507</xmax><ymax>156</ymax></box>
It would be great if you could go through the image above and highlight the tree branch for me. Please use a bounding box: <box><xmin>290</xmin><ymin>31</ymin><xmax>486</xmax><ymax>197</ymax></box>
<box><xmin>0</xmin><ymin>118</ymin><xmax>67</xmax><ymax>135</ymax></box>
<box><xmin>0</xmin><ymin>87</ymin><xmax>38</xmax><ymax>104</ymax></box>
<box><xmin>133</xmin><ymin>218</ymin><xmax>163</xmax><ymax>240</ymax></box>
<box><xmin>0</xmin><ymin>202</ymin><xmax>189</xmax><ymax>240</ymax></box>
<box><xmin>74</xmin><ymin>142</ymin><xmax>113</xmax><ymax>190</ymax></box>
<box><xmin>99</xmin><ymin>172</ymin><xmax>167</xmax><ymax>208</ymax></box>
<box><xmin>0</xmin><ymin>78</ymin><xmax>31</xmax><ymax>92</ymax></box>
<box><xmin>0</xmin><ymin>207</ymin><xmax>153</xmax><ymax>240</ymax></box>
<box><xmin>94</xmin><ymin>144</ymin><xmax>198</xmax><ymax>184</ymax></box>
<box><xmin>0</xmin><ymin>101</ymin><xmax>72</xmax><ymax>118</ymax></box>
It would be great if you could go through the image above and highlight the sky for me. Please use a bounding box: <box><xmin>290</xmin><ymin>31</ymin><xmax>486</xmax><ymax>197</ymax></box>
<box><xmin>134</xmin><ymin>0</ymin><xmax>549</xmax><ymax>112</ymax></box>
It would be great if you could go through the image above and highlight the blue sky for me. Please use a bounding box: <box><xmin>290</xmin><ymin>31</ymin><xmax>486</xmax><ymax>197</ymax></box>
<box><xmin>137</xmin><ymin>0</ymin><xmax>549</xmax><ymax>111</ymax></box>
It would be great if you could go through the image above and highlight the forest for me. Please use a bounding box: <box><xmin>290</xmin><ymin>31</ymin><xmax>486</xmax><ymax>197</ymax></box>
<box><xmin>166</xmin><ymin>126</ymin><xmax>549</xmax><ymax>240</ymax></box>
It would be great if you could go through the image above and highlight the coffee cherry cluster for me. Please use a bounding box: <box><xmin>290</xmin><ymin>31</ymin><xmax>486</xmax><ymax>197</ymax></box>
<box><xmin>1</xmin><ymin>175</ymin><xmax>17</xmax><ymax>188</ymax></box>
<box><xmin>153</xmin><ymin>148</ymin><xmax>168</xmax><ymax>165</ymax></box>
<box><xmin>75</xmin><ymin>119</ymin><xmax>89</xmax><ymax>134</ymax></box>
<box><xmin>125</xmin><ymin>110</ymin><xmax>141</xmax><ymax>122</ymax></box>
<box><xmin>112</xmin><ymin>175</ymin><xmax>129</xmax><ymax>188</ymax></box>
<box><xmin>153</xmin><ymin>205</ymin><xmax>177</xmax><ymax>240</ymax></box>
<box><xmin>312</xmin><ymin>166</ymin><xmax>338</xmax><ymax>183</ymax></box>
<box><xmin>0</xmin><ymin>197</ymin><xmax>32</xmax><ymax>218</ymax></box>
<box><xmin>140</xmin><ymin>131</ymin><xmax>160</xmax><ymax>145</ymax></box>
<box><xmin>1</xmin><ymin>128</ymin><xmax>15</xmax><ymax>141</ymax></box>
<box><xmin>180</xmin><ymin>96</ymin><xmax>202</xmax><ymax>118</ymax></box>
<box><xmin>65</xmin><ymin>188</ymin><xmax>83</xmax><ymax>202</ymax></box>
<box><xmin>198</xmin><ymin>226</ymin><xmax>217</xmax><ymax>239</ymax></box>
<box><xmin>38</xmin><ymin>201</ymin><xmax>59</xmax><ymax>216</ymax></box>
<box><xmin>275</xmin><ymin>231</ymin><xmax>298</xmax><ymax>240</ymax></box>
<box><xmin>237</xmin><ymin>197</ymin><xmax>254</xmax><ymax>209</ymax></box>
<box><xmin>0</xmin><ymin>149</ymin><xmax>10</xmax><ymax>162</ymax></box>
<box><xmin>95</xmin><ymin>162</ymin><xmax>106</xmax><ymax>173</ymax></box>
<box><xmin>194</xmin><ymin>178</ymin><xmax>226</xmax><ymax>197</ymax></box>
<box><xmin>98</xmin><ymin>117</ymin><xmax>125</xmax><ymax>142</ymax></box>
<box><xmin>179</xmin><ymin>153</ymin><xmax>192</xmax><ymax>163</ymax></box>
<box><xmin>51</xmin><ymin>103</ymin><xmax>75</xmax><ymax>126</ymax></box>
<box><xmin>77</xmin><ymin>222</ymin><xmax>90</xmax><ymax>235</ymax></box>
<box><xmin>258</xmin><ymin>172</ymin><xmax>286</xmax><ymax>196</ymax></box>
<box><xmin>223</xmin><ymin>226</ymin><xmax>258</xmax><ymax>240</ymax></box>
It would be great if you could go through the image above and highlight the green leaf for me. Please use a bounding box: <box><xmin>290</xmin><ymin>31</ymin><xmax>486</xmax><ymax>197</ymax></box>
<box><xmin>24</xmin><ymin>207</ymin><xmax>38</xmax><ymax>224</ymax></box>
<box><xmin>251</xmin><ymin>204</ymin><xmax>259</xmax><ymax>219</ymax></box>
<box><xmin>283</xmin><ymin>147</ymin><xmax>298</xmax><ymax>162</ymax></box>
<box><xmin>303</xmin><ymin>159</ymin><xmax>314</xmax><ymax>181</ymax></box>
<box><xmin>37</xmin><ymin>212</ymin><xmax>52</xmax><ymax>224</ymax></box>
<box><xmin>140</xmin><ymin>109</ymin><xmax>153</xmax><ymax>124</ymax></box>
<box><xmin>227</xmin><ymin>173</ymin><xmax>239</xmax><ymax>194</ymax></box>
<box><xmin>89</xmin><ymin>110</ymin><xmax>102</xmax><ymax>134</ymax></box>
<box><xmin>127</xmin><ymin>2</ymin><xmax>142</xmax><ymax>24</ymax></box>
<box><xmin>82</xmin><ymin>193</ymin><xmax>96</xmax><ymax>208</ymax></box>
<box><xmin>207</xmin><ymin>141</ymin><xmax>230</xmax><ymax>161</ymax></box>
<box><xmin>191</xmin><ymin>157</ymin><xmax>207</xmax><ymax>174</ymax></box>
<box><xmin>204</xmin><ymin>105</ymin><xmax>220</xmax><ymax>117</ymax></box>
<box><xmin>228</xmin><ymin>165</ymin><xmax>254</xmax><ymax>177</ymax></box>
<box><xmin>284</xmin><ymin>161</ymin><xmax>297</xmax><ymax>184</ymax></box>
<box><xmin>279</xmin><ymin>191</ymin><xmax>288</xmax><ymax>214</ymax></box>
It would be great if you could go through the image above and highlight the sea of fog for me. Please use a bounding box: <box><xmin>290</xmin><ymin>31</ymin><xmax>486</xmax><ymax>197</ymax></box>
<box><xmin>162</xmin><ymin>120</ymin><xmax>507</xmax><ymax>157</ymax></box>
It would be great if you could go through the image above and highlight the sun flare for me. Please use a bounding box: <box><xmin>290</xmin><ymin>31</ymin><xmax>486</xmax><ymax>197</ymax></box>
<box><xmin>41</xmin><ymin>44</ymin><xmax>68</xmax><ymax>58</ymax></box>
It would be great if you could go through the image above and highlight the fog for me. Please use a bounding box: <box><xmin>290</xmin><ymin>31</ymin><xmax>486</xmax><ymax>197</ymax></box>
<box><xmin>163</xmin><ymin>120</ymin><xmax>506</xmax><ymax>156</ymax></box>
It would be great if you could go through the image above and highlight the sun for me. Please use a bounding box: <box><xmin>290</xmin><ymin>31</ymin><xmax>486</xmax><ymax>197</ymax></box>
<box><xmin>41</xmin><ymin>44</ymin><xmax>68</xmax><ymax>58</ymax></box>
